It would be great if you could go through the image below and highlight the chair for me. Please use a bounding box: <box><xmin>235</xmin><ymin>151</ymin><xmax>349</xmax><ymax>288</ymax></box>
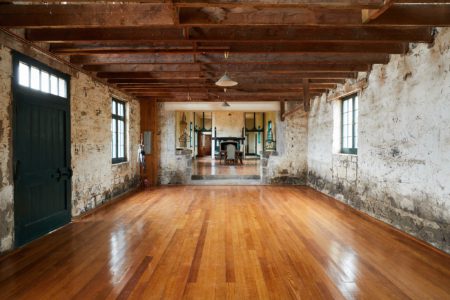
<box><xmin>225</xmin><ymin>144</ymin><xmax>236</xmax><ymax>165</ymax></box>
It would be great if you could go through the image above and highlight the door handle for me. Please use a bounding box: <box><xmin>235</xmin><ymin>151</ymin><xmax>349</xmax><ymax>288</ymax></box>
<box><xmin>54</xmin><ymin>167</ymin><xmax>73</xmax><ymax>181</ymax></box>
<box><xmin>13</xmin><ymin>160</ymin><xmax>20</xmax><ymax>181</ymax></box>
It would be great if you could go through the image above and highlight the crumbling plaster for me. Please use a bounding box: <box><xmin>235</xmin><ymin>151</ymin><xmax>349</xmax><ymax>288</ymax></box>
<box><xmin>263</xmin><ymin>110</ymin><xmax>308</xmax><ymax>185</ymax></box>
<box><xmin>71</xmin><ymin>72</ymin><xmax>140</xmax><ymax>216</ymax></box>
<box><xmin>0</xmin><ymin>46</ymin><xmax>14</xmax><ymax>252</ymax></box>
<box><xmin>307</xmin><ymin>27</ymin><xmax>450</xmax><ymax>253</ymax></box>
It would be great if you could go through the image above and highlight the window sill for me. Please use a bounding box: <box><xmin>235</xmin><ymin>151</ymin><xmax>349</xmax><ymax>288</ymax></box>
<box><xmin>112</xmin><ymin>161</ymin><xmax>129</xmax><ymax>166</ymax></box>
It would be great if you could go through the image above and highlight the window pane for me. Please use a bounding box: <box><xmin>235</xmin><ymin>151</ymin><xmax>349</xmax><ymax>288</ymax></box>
<box><xmin>30</xmin><ymin>67</ymin><xmax>40</xmax><ymax>90</ymax></box>
<box><xmin>112</xmin><ymin>120</ymin><xmax>117</xmax><ymax>158</ymax></box>
<box><xmin>41</xmin><ymin>71</ymin><xmax>49</xmax><ymax>93</ymax></box>
<box><xmin>119</xmin><ymin>134</ymin><xmax>124</xmax><ymax>158</ymax></box>
<box><xmin>50</xmin><ymin>75</ymin><xmax>58</xmax><ymax>95</ymax></box>
<box><xmin>118</xmin><ymin>103</ymin><xmax>124</xmax><ymax>117</ymax></box>
<box><xmin>58</xmin><ymin>78</ymin><xmax>67</xmax><ymax>98</ymax></box>
<box><xmin>18</xmin><ymin>62</ymin><xmax>29</xmax><ymax>87</ymax></box>
<box><xmin>112</xmin><ymin>101</ymin><xmax>116</xmax><ymax>114</ymax></box>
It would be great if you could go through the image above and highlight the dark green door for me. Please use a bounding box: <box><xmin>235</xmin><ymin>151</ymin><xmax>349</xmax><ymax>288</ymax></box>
<box><xmin>13</xmin><ymin>53</ymin><xmax>71</xmax><ymax>247</ymax></box>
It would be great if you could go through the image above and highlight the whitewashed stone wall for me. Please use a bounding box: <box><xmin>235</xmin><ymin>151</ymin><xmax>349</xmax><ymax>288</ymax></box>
<box><xmin>262</xmin><ymin>109</ymin><xmax>308</xmax><ymax>184</ymax></box>
<box><xmin>0</xmin><ymin>46</ymin><xmax>14</xmax><ymax>252</ymax></box>
<box><xmin>0</xmin><ymin>46</ymin><xmax>140</xmax><ymax>252</ymax></box>
<box><xmin>71</xmin><ymin>73</ymin><xmax>140</xmax><ymax>216</ymax></box>
<box><xmin>159</xmin><ymin>107</ymin><xmax>192</xmax><ymax>184</ymax></box>
<box><xmin>307</xmin><ymin>27</ymin><xmax>450</xmax><ymax>253</ymax></box>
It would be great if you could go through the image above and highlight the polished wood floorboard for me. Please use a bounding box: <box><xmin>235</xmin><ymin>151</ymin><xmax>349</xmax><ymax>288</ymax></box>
<box><xmin>192</xmin><ymin>157</ymin><xmax>260</xmax><ymax>176</ymax></box>
<box><xmin>1</xmin><ymin>186</ymin><xmax>449</xmax><ymax>299</ymax></box>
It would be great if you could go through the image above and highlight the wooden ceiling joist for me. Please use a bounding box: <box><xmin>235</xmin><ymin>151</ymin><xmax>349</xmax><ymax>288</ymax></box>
<box><xmin>0</xmin><ymin>0</ymin><xmax>385</xmax><ymax>9</ymax></box>
<box><xmin>49</xmin><ymin>41</ymin><xmax>407</xmax><ymax>55</ymax></box>
<box><xmin>83</xmin><ymin>64</ymin><xmax>370</xmax><ymax>73</ymax></box>
<box><xmin>70</xmin><ymin>53</ymin><xmax>389</xmax><ymax>65</ymax></box>
<box><xmin>25</xmin><ymin>27</ymin><xmax>433</xmax><ymax>43</ymax></box>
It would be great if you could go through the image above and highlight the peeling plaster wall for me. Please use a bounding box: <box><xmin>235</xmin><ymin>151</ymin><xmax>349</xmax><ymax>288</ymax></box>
<box><xmin>71</xmin><ymin>73</ymin><xmax>140</xmax><ymax>216</ymax></box>
<box><xmin>307</xmin><ymin>27</ymin><xmax>450</xmax><ymax>253</ymax></box>
<box><xmin>0</xmin><ymin>46</ymin><xmax>14</xmax><ymax>252</ymax></box>
<box><xmin>262</xmin><ymin>110</ymin><xmax>308</xmax><ymax>185</ymax></box>
<box><xmin>0</xmin><ymin>45</ymin><xmax>140</xmax><ymax>253</ymax></box>
<box><xmin>159</xmin><ymin>107</ymin><xmax>192</xmax><ymax>184</ymax></box>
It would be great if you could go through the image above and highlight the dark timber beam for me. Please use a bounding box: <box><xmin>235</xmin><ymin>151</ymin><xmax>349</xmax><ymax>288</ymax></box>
<box><xmin>83</xmin><ymin>64</ymin><xmax>370</xmax><ymax>73</ymax></box>
<box><xmin>26</xmin><ymin>27</ymin><xmax>433</xmax><ymax>43</ymax></box>
<box><xmin>49</xmin><ymin>41</ymin><xmax>408</xmax><ymax>55</ymax></box>
<box><xmin>0</xmin><ymin>0</ymin><xmax>385</xmax><ymax>9</ymax></box>
<box><xmin>178</xmin><ymin>7</ymin><xmax>363</xmax><ymax>25</ymax></box>
<box><xmin>97</xmin><ymin>72</ymin><xmax>357</xmax><ymax>79</ymax></box>
<box><xmin>70</xmin><ymin>53</ymin><xmax>389</xmax><ymax>65</ymax></box>
<box><xmin>0</xmin><ymin>4</ymin><xmax>175</xmax><ymax>28</ymax></box>
<box><xmin>366</xmin><ymin>4</ymin><xmax>450</xmax><ymax>26</ymax></box>
<box><xmin>0</xmin><ymin>4</ymin><xmax>382</xmax><ymax>27</ymax></box>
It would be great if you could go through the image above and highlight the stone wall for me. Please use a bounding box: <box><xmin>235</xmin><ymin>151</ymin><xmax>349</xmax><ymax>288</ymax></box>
<box><xmin>71</xmin><ymin>73</ymin><xmax>140</xmax><ymax>216</ymax></box>
<box><xmin>262</xmin><ymin>109</ymin><xmax>308</xmax><ymax>185</ymax></box>
<box><xmin>0</xmin><ymin>45</ymin><xmax>140</xmax><ymax>252</ymax></box>
<box><xmin>0</xmin><ymin>46</ymin><xmax>14</xmax><ymax>252</ymax></box>
<box><xmin>307</xmin><ymin>27</ymin><xmax>450</xmax><ymax>253</ymax></box>
<box><xmin>158</xmin><ymin>107</ymin><xmax>192</xmax><ymax>184</ymax></box>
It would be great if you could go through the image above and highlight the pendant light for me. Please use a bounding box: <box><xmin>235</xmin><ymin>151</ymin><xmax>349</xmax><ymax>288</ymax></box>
<box><xmin>216</xmin><ymin>51</ymin><xmax>238</xmax><ymax>87</ymax></box>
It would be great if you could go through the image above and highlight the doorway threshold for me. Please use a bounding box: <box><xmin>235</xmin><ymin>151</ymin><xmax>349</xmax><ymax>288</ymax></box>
<box><xmin>190</xmin><ymin>174</ymin><xmax>261</xmax><ymax>185</ymax></box>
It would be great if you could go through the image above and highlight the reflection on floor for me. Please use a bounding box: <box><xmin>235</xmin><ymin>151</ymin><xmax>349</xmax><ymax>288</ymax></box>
<box><xmin>193</xmin><ymin>156</ymin><xmax>260</xmax><ymax>176</ymax></box>
<box><xmin>191</xmin><ymin>157</ymin><xmax>261</xmax><ymax>184</ymax></box>
<box><xmin>1</xmin><ymin>186</ymin><xmax>449</xmax><ymax>299</ymax></box>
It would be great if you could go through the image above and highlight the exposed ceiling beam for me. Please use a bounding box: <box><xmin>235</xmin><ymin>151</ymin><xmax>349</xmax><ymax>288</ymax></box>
<box><xmin>83</xmin><ymin>63</ymin><xmax>370</xmax><ymax>72</ymax></box>
<box><xmin>119</xmin><ymin>85</ymin><xmax>336</xmax><ymax>92</ymax></box>
<box><xmin>0</xmin><ymin>4</ymin><xmax>176</xmax><ymax>28</ymax></box>
<box><xmin>26</xmin><ymin>27</ymin><xmax>433</xmax><ymax>43</ymax></box>
<box><xmin>177</xmin><ymin>7</ymin><xmax>363</xmax><ymax>25</ymax></box>
<box><xmin>106</xmin><ymin>75</ymin><xmax>357</xmax><ymax>84</ymax></box>
<box><xmin>0</xmin><ymin>0</ymin><xmax>385</xmax><ymax>9</ymax></box>
<box><xmin>49</xmin><ymin>41</ymin><xmax>407</xmax><ymax>54</ymax></box>
<box><xmin>366</xmin><ymin>4</ymin><xmax>450</xmax><ymax>26</ymax></box>
<box><xmin>97</xmin><ymin>72</ymin><xmax>358</xmax><ymax>79</ymax></box>
<box><xmin>70</xmin><ymin>53</ymin><xmax>389</xmax><ymax>65</ymax></box>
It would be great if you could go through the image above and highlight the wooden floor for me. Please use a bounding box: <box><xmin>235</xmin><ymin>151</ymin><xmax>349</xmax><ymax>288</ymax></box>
<box><xmin>192</xmin><ymin>157</ymin><xmax>260</xmax><ymax>176</ymax></box>
<box><xmin>1</xmin><ymin>186</ymin><xmax>449</xmax><ymax>299</ymax></box>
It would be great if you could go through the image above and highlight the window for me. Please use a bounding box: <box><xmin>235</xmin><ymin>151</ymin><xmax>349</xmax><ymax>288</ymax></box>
<box><xmin>111</xmin><ymin>98</ymin><xmax>127</xmax><ymax>164</ymax></box>
<box><xmin>16</xmin><ymin>60</ymin><xmax>67</xmax><ymax>98</ymax></box>
<box><xmin>341</xmin><ymin>94</ymin><xmax>358</xmax><ymax>154</ymax></box>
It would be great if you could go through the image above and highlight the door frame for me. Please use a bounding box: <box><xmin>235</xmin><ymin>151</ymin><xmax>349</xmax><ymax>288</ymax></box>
<box><xmin>12</xmin><ymin>51</ymin><xmax>72</xmax><ymax>247</ymax></box>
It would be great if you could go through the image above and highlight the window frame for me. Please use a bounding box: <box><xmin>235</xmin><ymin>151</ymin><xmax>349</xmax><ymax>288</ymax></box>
<box><xmin>341</xmin><ymin>93</ymin><xmax>358</xmax><ymax>155</ymax></box>
<box><xmin>13</xmin><ymin>51</ymin><xmax>69</xmax><ymax>100</ymax></box>
<box><xmin>111</xmin><ymin>98</ymin><xmax>127</xmax><ymax>164</ymax></box>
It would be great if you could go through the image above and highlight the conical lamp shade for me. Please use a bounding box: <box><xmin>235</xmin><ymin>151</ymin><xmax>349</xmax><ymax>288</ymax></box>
<box><xmin>215</xmin><ymin>73</ymin><xmax>238</xmax><ymax>87</ymax></box>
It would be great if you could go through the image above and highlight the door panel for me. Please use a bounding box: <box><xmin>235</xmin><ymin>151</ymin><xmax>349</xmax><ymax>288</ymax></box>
<box><xmin>13</xmin><ymin>53</ymin><xmax>71</xmax><ymax>247</ymax></box>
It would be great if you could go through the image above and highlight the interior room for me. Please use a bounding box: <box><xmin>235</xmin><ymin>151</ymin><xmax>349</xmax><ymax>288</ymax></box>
<box><xmin>0</xmin><ymin>1</ymin><xmax>450</xmax><ymax>299</ymax></box>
